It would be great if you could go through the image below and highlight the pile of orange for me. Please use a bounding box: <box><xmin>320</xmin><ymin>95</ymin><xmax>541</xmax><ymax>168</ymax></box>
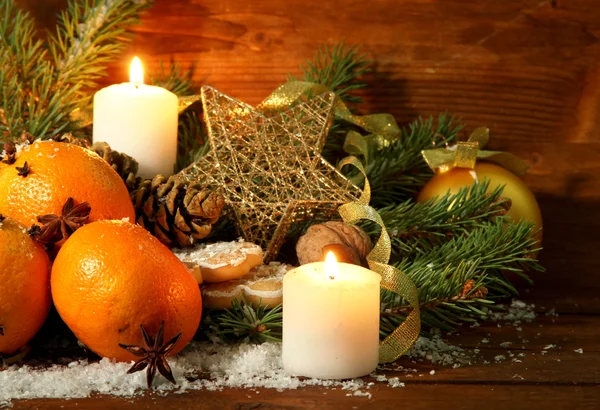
<box><xmin>0</xmin><ymin>141</ymin><xmax>202</xmax><ymax>361</ymax></box>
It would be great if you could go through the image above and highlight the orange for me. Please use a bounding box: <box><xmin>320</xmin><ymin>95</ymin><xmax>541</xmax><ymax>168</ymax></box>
<box><xmin>0</xmin><ymin>141</ymin><xmax>135</xmax><ymax>228</ymax></box>
<box><xmin>51</xmin><ymin>220</ymin><xmax>202</xmax><ymax>362</ymax></box>
<box><xmin>0</xmin><ymin>215</ymin><xmax>51</xmax><ymax>355</ymax></box>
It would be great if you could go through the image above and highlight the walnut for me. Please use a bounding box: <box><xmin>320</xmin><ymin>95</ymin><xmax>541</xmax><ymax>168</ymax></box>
<box><xmin>296</xmin><ymin>221</ymin><xmax>372</xmax><ymax>267</ymax></box>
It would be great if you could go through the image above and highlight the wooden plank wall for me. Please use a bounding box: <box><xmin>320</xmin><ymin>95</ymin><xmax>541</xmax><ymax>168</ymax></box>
<box><xmin>16</xmin><ymin>0</ymin><xmax>600</xmax><ymax>310</ymax></box>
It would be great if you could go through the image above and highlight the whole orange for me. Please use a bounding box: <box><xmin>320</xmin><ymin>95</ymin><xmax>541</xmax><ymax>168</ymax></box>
<box><xmin>51</xmin><ymin>220</ymin><xmax>202</xmax><ymax>362</ymax></box>
<box><xmin>0</xmin><ymin>141</ymin><xmax>135</xmax><ymax>227</ymax></box>
<box><xmin>0</xmin><ymin>215</ymin><xmax>51</xmax><ymax>355</ymax></box>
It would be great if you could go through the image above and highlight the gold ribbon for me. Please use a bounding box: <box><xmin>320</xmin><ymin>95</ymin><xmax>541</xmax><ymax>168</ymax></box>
<box><xmin>258</xmin><ymin>81</ymin><xmax>401</xmax><ymax>149</ymax></box>
<box><xmin>421</xmin><ymin>127</ymin><xmax>529</xmax><ymax>175</ymax></box>
<box><xmin>257</xmin><ymin>82</ymin><xmax>419</xmax><ymax>361</ymax></box>
<box><xmin>337</xmin><ymin>156</ymin><xmax>421</xmax><ymax>363</ymax></box>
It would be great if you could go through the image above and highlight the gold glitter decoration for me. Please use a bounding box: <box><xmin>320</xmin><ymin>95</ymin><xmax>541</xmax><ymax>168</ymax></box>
<box><xmin>337</xmin><ymin>156</ymin><xmax>420</xmax><ymax>363</ymax></box>
<box><xmin>178</xmin><ymin>95</ymin><xmax>203</xmax><ymax>114</ymax></box>
<box><xmin>176</xmin><ymin>86</ymin><xmax>361</xmax><ymax>262</ymax></box>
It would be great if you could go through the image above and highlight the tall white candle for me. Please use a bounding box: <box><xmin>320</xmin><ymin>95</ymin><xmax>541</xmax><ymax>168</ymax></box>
<box><xmin>93</xmin><ymin>57</ymin><xmax>178</xmax><ymax>178</ymax></box>
<box><xmin>283</xmin><ymin>252</ymin><xmax>381</xmax><ymax>379</ymax></box>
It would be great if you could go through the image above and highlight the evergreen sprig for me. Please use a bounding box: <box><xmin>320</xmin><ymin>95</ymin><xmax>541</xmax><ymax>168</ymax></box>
<box><xmin>176</xmin><ymin>110</ymin><xmax>209</xmax><ymax>173</ymax></box>
<box><xmin>150</xmin><ymin>60</ymin><xmax>197</xmax><ymax>97</ymax></box>
<box><xmin>191</xmin><ymin>42</ymin><xmax>543</xmax><ymax>339</ymax></box>
<box><xmin>366</xmin><ymin>113</ymin><xmax>463</xmax><ymax>207</ymax></box>
<box><xmin>203</xmin><ymin>300</ymin><xmax>283</xmax><ymax>344</ymax></box>
<box><xmin>0</xmin><ymin>0</ymin><xmax>152</xmax><ymax>143</ymax></box>
<box><xmin>50</xmin><ymin>0</ymin><xmax>153</xmax><ymax>102</ymax></box>
<box><xmin>373</xmin><ymin>181</ymin><xmax>512</xmax><ymax>259</ymax></box>
<box><xmin>381</xmin><ymin>219</ymin><xmax>542</xmax><ymax>331</ymax></box>
<box><xmin>0</xmin><ymin>1</ymin><xmax>73</xmax><ymax>140</ymax></box>
<box><xmin>290</xmin><ymin>42</ymin><xmax>370</xmax><ymax>104</ymax></box>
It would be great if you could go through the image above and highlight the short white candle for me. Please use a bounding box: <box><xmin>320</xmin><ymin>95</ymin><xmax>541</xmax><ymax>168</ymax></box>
<box><xmin>283</xmin><ymin>252</ymin><xmax>381</xmax><ymax>379</ymax></box>
<box><xmin>93</xmin><ymin>57</ymin><xmax>178</xmax><ymax>178</ymax></box>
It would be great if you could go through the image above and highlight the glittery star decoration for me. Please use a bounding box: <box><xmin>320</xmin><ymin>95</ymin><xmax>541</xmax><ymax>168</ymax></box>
<box><xmin>176</xmin><ymin>86</ymin><xmax>361</xmax><ymax>261</ymax></box>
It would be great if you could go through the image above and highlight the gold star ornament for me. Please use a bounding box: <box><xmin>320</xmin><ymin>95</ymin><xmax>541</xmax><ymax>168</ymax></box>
<box><xmin>176</xmin><ymin>86</ymin><xmax>361</xmax><ymax>261</ymax></box>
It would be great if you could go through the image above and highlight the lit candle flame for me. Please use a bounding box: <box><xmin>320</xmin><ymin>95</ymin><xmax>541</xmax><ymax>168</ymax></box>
<box><xmin>324</xmin><ymin>251</ymin><xmax>339</xmax><ymax>280</ymax></box>
<box><xmin>130</xmin><ymin>56</ymin><xmax>144</xmax><ymax>85</ymax></box>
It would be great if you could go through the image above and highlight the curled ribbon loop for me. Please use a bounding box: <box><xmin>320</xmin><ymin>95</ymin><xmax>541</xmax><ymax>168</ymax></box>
<box><xmin>337</xmin><ymin>156</ymin><xmax>421</xmax><ymax>363</ymax></box>
<box><xmin>422</xmin><ymin>127</ymin><xmax>529</xmax><ymax>175</ymax></box>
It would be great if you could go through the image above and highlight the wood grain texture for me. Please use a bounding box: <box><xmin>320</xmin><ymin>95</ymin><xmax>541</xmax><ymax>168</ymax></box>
<box><xmin>11</xmin><ymin>385</ymin><xmax>600</xmax><ymax>410</ymax></box>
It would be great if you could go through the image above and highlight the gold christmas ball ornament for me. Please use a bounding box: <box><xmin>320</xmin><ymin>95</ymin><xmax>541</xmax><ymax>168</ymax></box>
<box><xmin>417</xmin><ymin>162</ymin><xmax>543</xmax><ymax>245</ymax></box>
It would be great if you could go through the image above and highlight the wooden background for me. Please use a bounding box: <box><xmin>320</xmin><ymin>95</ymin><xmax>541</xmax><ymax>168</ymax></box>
<box><xmin>11</xmin><ymin>0</ymin><xmax>600</xmax><ymax>408</ymax></box>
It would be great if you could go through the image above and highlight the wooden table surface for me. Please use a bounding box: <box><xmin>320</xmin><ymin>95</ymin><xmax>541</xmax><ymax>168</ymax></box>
<box><xmin>10</xmin><ymin>0</ymin><xmax>600</xmax><ymax>408</ymax></box>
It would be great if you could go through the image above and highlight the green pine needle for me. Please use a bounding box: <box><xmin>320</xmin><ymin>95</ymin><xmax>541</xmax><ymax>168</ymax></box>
<box><xmin>175</xmin><ymin>111</ymin><xmax>209</xmax><ymax>172</ymax></box>
<box><xmin>371</xmin><ymin>181</ymin><xmax>511</xmax><ymax>259</ymax></box>
<box><xmin>1</xmin><ymin>0</ymin><xmax>152</xmax><ymax>142</ymax></box>
<box><xmin>150</xmin><ymin>60</ymin><xmax>197</xmax><ymax>97</ymax></box>
<box><xmin>365</xmin><ymin>113</ymin><xmax>463</xmax><ymax>207</ymax></box>
<box><xmin>203</xmin><ymin>299</ymin><xmax>283</xmax><ymax>343</ymax></box>
<box><xmin>290</xmin><ymin>42</ymin><xmax>371</xmax><ymax>104</ymax></box>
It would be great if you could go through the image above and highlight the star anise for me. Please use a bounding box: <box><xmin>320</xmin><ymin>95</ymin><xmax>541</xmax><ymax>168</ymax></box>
<box><xmin>34</xmin><ymin>197</ymin><xmax>91</xmax><ymax>244</ymax></box>
<box><xmin>119</xmin><ymin>321</ymin><xmax>181</xmax><ymax>389</ymax></box>
<box><xmin>16</xmin><ymin>161</ymin><xmax>30</xmax><ymax>177</ymax></box>
<box><xmin>27</xmin><ymin>224</ymin><xmax>41</xmax><ymax>236</ymax></box>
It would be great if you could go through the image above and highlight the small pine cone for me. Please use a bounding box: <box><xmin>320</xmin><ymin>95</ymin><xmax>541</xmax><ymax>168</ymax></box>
<box><xmin>90</xmin><ymin>141</ymin><xmax>139</xmax><ymax>190</ymax></box>
<box><xmin>131</xmin><ymin>175</ymin><xmax>225</xmax><ymax>247</ymax></box>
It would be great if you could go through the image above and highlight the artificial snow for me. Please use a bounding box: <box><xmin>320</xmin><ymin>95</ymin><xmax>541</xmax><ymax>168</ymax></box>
<box><xmin>0</xmin><ymin>342</ymin><xmax>383</xmax><ymax>405</ymax></box>
<box><xmin>486</xmin><ymin>300</ymin><xmax>537</xmax><ymax>324</ymax></box>
<box><xmin>405</xmin><ymin>329</ymin><xmax>475</xmax><ymax>367</ymax></box>
<box><xmin>0</xmin><ymin>298</ymin><xmax>553</xmax><ymax>405</ymax></box>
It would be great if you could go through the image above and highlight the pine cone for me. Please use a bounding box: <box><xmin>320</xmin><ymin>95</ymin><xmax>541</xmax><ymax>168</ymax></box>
<box><xmin>296</xmin><ymin>221</ymin><xmax>372</xmax><ymax>267</ymax></box>
<box><xmin>90</xmin><ymin>141</ymin><xmax>140</xmax><ymax>191</ymax></box>
<box><xmin>53</xmin><ymin>138</ymin><xmax>225</xmax><ymax>248</ymax></box>
<box><xmin>131</xmin><ymin>175</ymin><xmax>225</xmax><ymax>247</ymax></box>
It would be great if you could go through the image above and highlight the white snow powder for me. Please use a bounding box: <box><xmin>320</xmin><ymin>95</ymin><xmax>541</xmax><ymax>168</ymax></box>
<box><xmin>0</xmin><ymin>342</ymin><xmax>394</xmax><ymax>404</ymax></box>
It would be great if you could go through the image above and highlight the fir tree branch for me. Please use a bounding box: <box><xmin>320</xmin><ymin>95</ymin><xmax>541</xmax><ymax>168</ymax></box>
<box><xmin>365</xmin><ymin>113</ymin><xmax>463</xmax><ymax>207</ymax></box>
<box><xmin>380</xmin><ymin>220</ymin><xmax>543</xmax><ymax>332</ymax></box>
<box><xmin>371</xmin><ymin>181</ymin><xmax>511</xmax><ymax>260</ymax></box>
<box><xmin>289</xmin><ymin>42</ymin><xmax>372</xmax><ymax>162</ymax></box>
<box><xmin>289</xmin><ymin>42</ymin><xmax>371</xmax><ymax>104</ymax></box>
<box><xmin>49</xmin><ymin>0</ymin><xmax>153</xmax><ymax>103</ymax></box>
<box><xmin>176</xmin><ymin>111</ymin><xmax>209</xmax><ymax>172</ymax></box>
<box><xmin>0</xmin><ymin>1</ymin><xmax>73</xmax><ymax>140</ymax></box>
<box><xmin>203</xmin><ymin>299</ymin><xmax>283</xmax><ymax>343</ymax></box>
<box><xmin>1</xmin><ymin>0</ymin><xmax>152</xmax><ymax>142</ymax></box>
<box><xmin>150</xmin><ymin>60</ymin><xmax>197</xmax><ymax>97</ymax></box>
